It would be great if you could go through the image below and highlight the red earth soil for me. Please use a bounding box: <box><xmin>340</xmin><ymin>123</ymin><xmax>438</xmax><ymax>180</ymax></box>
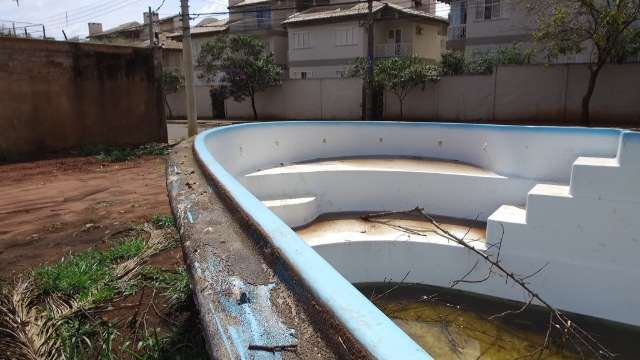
<box><xmin>0</xmin><ymin>155</ymin><xmax>173</xmax><ymax>278</ymax></box>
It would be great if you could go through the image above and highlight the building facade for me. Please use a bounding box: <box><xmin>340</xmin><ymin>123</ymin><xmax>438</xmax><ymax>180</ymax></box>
<box><xmin>283</xmin><ymin>1</ymin><xmax>448</xmax><ymax>79</ymax></box>
<box><xmin>446</xmin><ymin>0</ymin><xmax>594</xmax><ymax>63</ymax></box>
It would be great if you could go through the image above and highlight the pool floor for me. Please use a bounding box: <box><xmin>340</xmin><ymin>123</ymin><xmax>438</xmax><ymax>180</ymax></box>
<box><xmin>357</xmin><ymin>284</ymin><xmax>639</xmax><ymax>360</ymax></box>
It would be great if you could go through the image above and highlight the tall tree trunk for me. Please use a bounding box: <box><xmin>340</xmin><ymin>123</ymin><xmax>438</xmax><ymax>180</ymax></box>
<box><xmin>581</xmin><ymin>64</ymin><xmax>604</xmax><ymax>127</ymax></box>
<box><xmin>250</xmin><ymin>95</ymin><xmax>258</xmax><ymax>121</ymax></box>
<box><xmin>164</xmin><ymin>96</ymin><xmax>173</xmax><ymax>120</ymax></box>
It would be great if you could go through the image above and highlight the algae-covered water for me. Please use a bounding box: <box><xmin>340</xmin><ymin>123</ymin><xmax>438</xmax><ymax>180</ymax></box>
<box><xmin>357</xmin><ymin>284</ymin><xmax>639</xmax><ymax>360</ymax></box>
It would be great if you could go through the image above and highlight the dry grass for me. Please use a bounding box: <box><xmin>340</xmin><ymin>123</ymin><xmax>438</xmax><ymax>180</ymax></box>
<box><xmin>0</xmin><ymin>277</ymin><xmax>62</xmax><ymax>360</ymax></box>
<box><xmin>0</xmin><ymin>223</ymin><xmax>179</xmax><ymax>360</ymax></box>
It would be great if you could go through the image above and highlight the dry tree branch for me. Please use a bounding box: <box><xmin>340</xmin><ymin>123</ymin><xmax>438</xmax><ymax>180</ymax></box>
<box><xmin>362</xmin><ymin>207</ymin><xmax>616</xmax><ymax>360</ymax></box>
<box><xmin>370</xmin><ymin>271</ymin><xmax>411</xmax><ymax>302</ymax></box>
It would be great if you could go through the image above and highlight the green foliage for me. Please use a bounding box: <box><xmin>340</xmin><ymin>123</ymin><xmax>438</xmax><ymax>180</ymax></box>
<box><xmin>33</xmin><ymin>237</ymin><xmax>145</xmax><ymax>302</ymax></box>
<box><xmin>531</xmin><ymin>0</ymin><xmax>640</xmax><ymax>124</ymax></box>
<box><xmin>533</xmin><ymin>0</ymin><xmax>640</xmax><ymax>64</ymax></box>
<box><xmin>161</xmin><ymin>70</ymin><xmax>183</xmax><ymax>95</ymax></box>
<box><xmin>75</xmin><ymin>143</ymin><xmax>169</xmax><ymax>163</ymax></box>
<box><xmin>351</xmin><ymin>56</ymin><xmax>440</xmax><ymax>119</ymax></box>
<box><xmin>440</xmin><ymin>51</ymin><xmax>466</xmax><ymax>76</ymax></box>
<box><xmin>12</xmin><ymin>223</ymin><xmax>203</xmax><ymax>359</ymax></box>
<box><xmin>123</xmin><ymin>318</ymin><xmax>208</xmax><ymax>360</ymax></box>
<box><xmin>140</xmin><ymin>266</ymin><xmax>191</xmax><ymax>311</ymax></box>
<box><xmin>162</xmin><ymin>70</ymin><xmax>183</xmax><ymax>119</ymax></box>
<box><xmin>198</xmin><ymin>35</ymin><xmax>282</xmax><ymax>120</ymax></box>
<box><xmin>59</xmin><ymin>318</ymin><xmax>119</xmax><ymax>360</ymax></box>
<box><xmin>440</xmin><ymin>45</ymin><xmax>532</xmax><ymax>76</ymax></box>
<box><xmin>150</xmin><ymin>214</ymin><xmax>176</xmax><ymax>229</ymax></box>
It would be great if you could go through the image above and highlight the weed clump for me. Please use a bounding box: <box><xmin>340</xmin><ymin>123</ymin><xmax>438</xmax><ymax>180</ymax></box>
<box><xmin>75</xmin><ymin>143</ymin><xmax>170</xmax><ymax>163</ymax></box>
<box><xmin>33</xmin><ymin>237</ymin><xmax>146</xmax><ymax>304</ymax></box>
<box><xmin>150</xmin><ymin>214</ymin><xmax>176</xmax><ymax>229</ymax></box>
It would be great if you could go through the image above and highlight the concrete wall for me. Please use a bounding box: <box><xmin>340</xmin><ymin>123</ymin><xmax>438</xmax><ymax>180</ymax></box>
<box><xmin>225</xmin><ymin>78</ymin><xmax>363</xmax><ymax>120</ymax></box>
<box><xmin>166</xmin><ymin>86</ymin><xmax>214</xmax><ymax>119</ymax></box>
<box><xmin>0</xmin><ymin>38</ymin><xmax>166</xmax><ymax>161</ymax></box>
<box><xmin>385</xmin><ymin>63</ymin><xmax>640</xmax><ymax>126</ymax></box>
<box><xmin>173</xmin><ymin>63</ymin><xmax>640</xmax><ymax>126</ymax></box>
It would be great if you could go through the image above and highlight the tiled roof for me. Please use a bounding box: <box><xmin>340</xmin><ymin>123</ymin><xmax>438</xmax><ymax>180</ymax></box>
<box><xmin>282</xmin><ymin>2</ymin><xmax>384</xmax><ymax>24</ymax></box>
<box><xmin>167</xmin><ymin>18</ymin><xmax>229</xmax><ymax>39</ymax></box>
<box><xmin>89</xmin><ymin>21</ymin><xmax>142</xmax><ymax>37</ymax></box>
<box><xmin>282</xmin><ymin>1</ymin><xmax>448</xmax><ymax>25</ymax></box>
<box><xmin>229</xmin><ymin>0</ymin><xmax>270</xmax><ymax>8</ymax></box>
<box><xmin>385</xmin><ymin>3</ymin><xmax>448</xmax><ymax>24</ymax></box>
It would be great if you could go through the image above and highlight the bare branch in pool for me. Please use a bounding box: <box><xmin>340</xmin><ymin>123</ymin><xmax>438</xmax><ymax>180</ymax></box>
<box><xmin>362</xmin><ymin>207</ymin><xmax>615</xmax><ymax>360</ymax></box>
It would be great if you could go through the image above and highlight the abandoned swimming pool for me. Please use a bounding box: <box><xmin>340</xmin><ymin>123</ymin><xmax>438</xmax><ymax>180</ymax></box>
<box><xmin>183</xmin><ymin>121</ymin><xmax>640</xmax><ymax>359</ymax></box>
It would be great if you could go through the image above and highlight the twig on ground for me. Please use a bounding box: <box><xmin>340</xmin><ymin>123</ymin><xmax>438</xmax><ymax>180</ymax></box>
<box><xmin>248</xmin><ymin>344</ymin><xmax>298</xmax><ymax>353</ymax></box>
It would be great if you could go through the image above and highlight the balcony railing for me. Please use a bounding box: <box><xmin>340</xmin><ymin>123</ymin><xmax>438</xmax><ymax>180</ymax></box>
<box><xmin>374</xmin><ymin>42</ymin><xmax>412</xmax><ymax>58</ymax></box>
<box><xmin>448</xmin><ymin>24</ymin><xmax>466</xmax><ymax>40</ymax></box>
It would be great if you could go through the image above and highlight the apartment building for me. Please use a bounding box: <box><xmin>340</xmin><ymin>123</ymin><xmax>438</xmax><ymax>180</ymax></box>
<box><xmin>283</xmin><ymin>0</ymin><xmax>448</xmax><ymax>79</ymax></box>
<box><xmin>446</xmin><ymin>0</ymin><xmax>593</xmax><ymax>62</ymax></box>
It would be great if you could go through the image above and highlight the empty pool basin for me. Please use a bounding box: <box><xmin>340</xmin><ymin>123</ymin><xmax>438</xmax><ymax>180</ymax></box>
<box><xmin>194</xmin><ymin>121</ymin><xmax>640</xmax><ymax>358</ymax></box>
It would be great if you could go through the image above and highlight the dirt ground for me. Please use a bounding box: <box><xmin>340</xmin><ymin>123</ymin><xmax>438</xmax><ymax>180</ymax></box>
<box><xmin>0</xmin><ymin>155</ymin><xmax>174</xmax><ymax>278</ymax></box>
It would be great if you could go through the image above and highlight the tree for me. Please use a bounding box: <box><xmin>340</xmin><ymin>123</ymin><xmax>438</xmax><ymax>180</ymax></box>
<box><xmin>198</xmin><ymin>35</ymin><xmax>282</xmax><ymax>120</ymax></box>
<box><xmin>161</xmin><ymin>70</ymin><xmax>182</xmax><ymax>120</ymax></box>
<box><xmin>351</xmin><ymin>57</ymin><xmax>440</xmax><ymax>120</ymax></box>
<box><xmin>440</xmin><ymin>45</ymin><xmax>532</xmax><ymax>76</ymax></box>
<box><xmin>531</xmin><ymin>0</ymin><xmax>640</xmax><ymax>126</ymax></box>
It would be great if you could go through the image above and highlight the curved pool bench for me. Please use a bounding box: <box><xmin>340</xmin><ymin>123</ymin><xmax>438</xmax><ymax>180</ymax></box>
<box><xmin>194</xmin><ymin>121</ymin><xmax>640</xmax><ymax>357</ymax></box>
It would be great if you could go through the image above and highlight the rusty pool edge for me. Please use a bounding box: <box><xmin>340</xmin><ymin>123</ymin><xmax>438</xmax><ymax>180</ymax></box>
<box><xmin>192</xmin><ymin>124</ymin><xmax>433</xmax><ymax>360</ymax></box>
<box><xmin>167</xmin><ymin>138</ymin><xmax>359</xmax><ymax>359</ymax></box>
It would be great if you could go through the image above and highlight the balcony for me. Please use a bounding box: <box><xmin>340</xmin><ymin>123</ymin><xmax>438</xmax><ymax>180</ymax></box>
<box><xmin>448</xmin><ymin>24</ymin><xmax>466</xmax><ymax>40</ymax></box>
<box><xmin>374</xmin><ymin>42</ymin><xmax>413</xmax><ymax>58</ymax></box>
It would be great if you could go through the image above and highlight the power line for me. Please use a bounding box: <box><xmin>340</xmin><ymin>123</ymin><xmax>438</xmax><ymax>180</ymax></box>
<box><xmin>46</xmin><ymin>0</ymin><xmax>147</xmax><ymax>27</ymax></box>
<box><xmin>45</xmin><ymin>0</ymin><xmax>149</xmax><ymax>31</ymax></box>
<box><xmin>37</xmin><ymin>0</ymin><xmax>141</xmax><ymax>23</ymax></box>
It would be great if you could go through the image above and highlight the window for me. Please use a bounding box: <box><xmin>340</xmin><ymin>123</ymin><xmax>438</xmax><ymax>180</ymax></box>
<box><xmin>336</xmin><ymin>27</ymin><xmax>357</xmax><ymax>46</ymax></box>
<box><xmin>300</xmin><ymin>71</ymin><xmax>308</xmax><ymax>79</ymax></box>
<box><xmin>475</xmin><ymin>0</ymin><xmax>500</xmax><ymax>20</ymax></box>
<box><xmin>292</xmin><ymin>31</ymin><xmax>312</xmax><ymax>49</ymax></box>
<box><xmin>256</xmin><ymin>6</ymin><xmax>271</xmax><ymax>28</ymax></box>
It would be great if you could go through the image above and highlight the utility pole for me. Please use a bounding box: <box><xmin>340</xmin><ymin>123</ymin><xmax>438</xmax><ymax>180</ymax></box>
<box><xmin>12</xmin><ymin>22</ymin><xmax>16</xmax><ymax>37</ymax></box>
<box><xmin>147</xmin><ymin>6</ymin><xmax>154</xmax><ymax>46</ymax></box>
<box><xmin>42</xmin><ymin>24</ymin><xmax>46</xmax><ymax>39</ymax></box>
<box><xmin>180</xmin><ymin>0</ymin><xmax>198</xmax><ymax>137</ymax></box>
<box><xmin>365</xmin><ymin>0</ymin><xmax>375</xmax><ymax>120</ymax></box>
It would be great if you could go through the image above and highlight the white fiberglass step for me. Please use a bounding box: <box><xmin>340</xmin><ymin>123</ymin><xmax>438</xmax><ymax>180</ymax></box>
<box><xmin>570</xmin><ymin>157</ymin><xmax>619</xmax><ymax>199</ymax></box>
<box><xmin>524</xmin><ymin>184</ymin><xmax>572</xmax><ymax>225</ymax></box>
<box><xmin>570</xmin><ymin>156</ymin><xmax>639</xmax><ymax>201</ymax></box>
<box><xmin>262</xmin><ymin>196</ymin><xmax>318</xmax><ymax>228</ymax></box>
<box><xmin>486</xmin><ymin>205</ymin><xmax>526</xmax><ymax>255</ymax></box>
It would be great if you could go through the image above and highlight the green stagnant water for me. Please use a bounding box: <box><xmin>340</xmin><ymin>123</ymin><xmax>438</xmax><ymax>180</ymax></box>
<box><xmin>357</xmin><ymin>284</ymin><xmax>639</xmax><ymax>360</ymax></box>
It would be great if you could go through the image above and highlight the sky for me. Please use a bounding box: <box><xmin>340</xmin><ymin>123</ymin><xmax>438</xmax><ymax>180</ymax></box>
<box><xmin>0</xmin><ymin>0</ymin><xmax>229</xmax><ymax>39</ymax></box>
<box><xmin>1</xmin><ymin>0</ymin><xmax>448</xmax><ymax>40</ymax></box>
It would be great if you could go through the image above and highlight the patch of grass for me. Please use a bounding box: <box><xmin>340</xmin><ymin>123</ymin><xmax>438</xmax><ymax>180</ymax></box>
<box><xmin>59</xmin><ymin>317</ymin><xmax>120</xmax><ymax>360</ymax></box>
<box><xmin>141</xmin><ymin>266</ymin><xmax>191</xmax><ymax>310</ymax></box>
<box><xmin>5</xmin><ymin>223</ymin><xmax>202</xmax><ymax>360</ymax></box>
<box><xmin>150</xmin><ymin>214</ymin><xmax>176</xmax><ymax>229</ymax></box>
<box><xmin>96</xmin><ymin>148</ymin><xmax>138</xmax><ymax>163</ymax></box>
<box><xmin>105</xmin><ymin>238</ymin><xmax>146</xmax><ymax>263</ymax></box>
<box><xmin>124</xmin><ymin>314</ymin><xmax>208</xmax><ymax>360</ymax></box>
<box><xmin>33</xmin><ymin>237</ymin><xmax>145</xmax><ymax>303</ymax></box>
<box><xmin>74</xmin><ymin>143</ymin><xmax>169</xmax><ymax>163</ymax></box>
